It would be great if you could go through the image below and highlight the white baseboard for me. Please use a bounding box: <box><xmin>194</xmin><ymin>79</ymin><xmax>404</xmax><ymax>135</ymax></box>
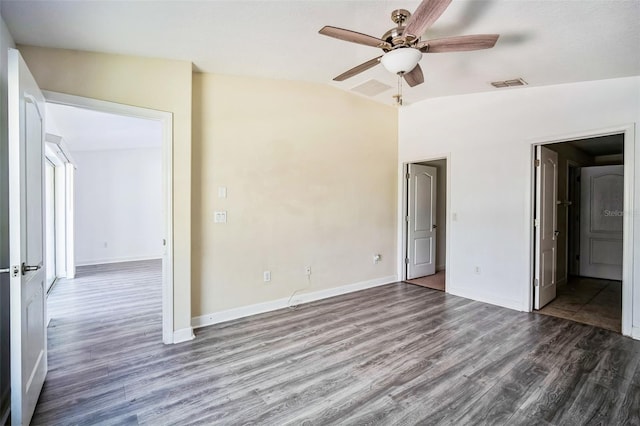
<box><xmin>631</xmin><ymin>326</ymin><xmax>640</xmax><ymax>340</ymax></box>
<box><xmin>172</xmin><ymin>327</ymin><xmax>195</xmax><ymax>344</ymax></box>
<box><xmin>192</xmin><ymin>275</ymin><xmax>397</xmax><ymax>329</ymax></box>
<box><xmin>76</xmin><ymin>255</ymin><xmax>162</xmax><ymax>267</ymax></box>
<box><xmin>446</xmin><ymin>285</ymin><xmax>523</xmax><ymax>312</ymax></box>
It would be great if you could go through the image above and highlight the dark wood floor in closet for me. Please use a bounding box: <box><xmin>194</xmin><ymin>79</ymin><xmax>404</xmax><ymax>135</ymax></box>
<box><xmin>32</xmin><ymin>260</ymin><xmax>640</xmax><ymax>425</ymax></box>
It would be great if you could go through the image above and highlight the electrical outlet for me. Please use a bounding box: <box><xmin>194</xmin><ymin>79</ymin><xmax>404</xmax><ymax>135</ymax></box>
<box><xmin>214</xmin><ymin>211</ymin><xmax>227</xmax><ymax>223</ymax></box>
<box><xmin>305</xmin><ymin>266</ymin><xmax>311</xmax><ymax>276</ymax></box>
<box><xmin>474</xmin><ymin>266</ymin><xmax>481</xmax><ymax>274</ymax></box>
<box><xmin>263</xmin><ymin>271</ymin><xmax>271</xmax><ymax>282</ymax></box>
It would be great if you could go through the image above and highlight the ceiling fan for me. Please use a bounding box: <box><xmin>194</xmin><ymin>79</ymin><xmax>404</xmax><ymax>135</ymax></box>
<box><xmin>319</xmin><ymin>0</ymin><xmax>499</xmax><ymax>92</ymax></box>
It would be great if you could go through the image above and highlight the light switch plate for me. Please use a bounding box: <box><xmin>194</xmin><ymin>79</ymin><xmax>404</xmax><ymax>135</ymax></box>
<box><xmin>218</xmin><ymin>186</ymin><xmax>227</xmax><ymax>198</ymax></box>
<box><xmin>214</xmin><ymin>211</ymin><xmax>227</xmax><ymax>223</ymax></box>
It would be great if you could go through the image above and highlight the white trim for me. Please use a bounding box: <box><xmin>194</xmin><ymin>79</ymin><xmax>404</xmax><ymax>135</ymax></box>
<box><xmin>526</xmin><ymin>124</ymin><xmax>635</xmax><ymax>338</ymax></box>
<box><xmin>632</xmin><ymin>327</ymin><xmax>640</xmax><ymax>340</ymax></box>
<box><xmin>398</xmin><ymin>155</ymin><xmax>451</xmax><ymax>286</ymax></box>
<box><xmin>192</xmin><ymin>275</ymin><xmax>397</xmax><ymax>329</ymax></box>
<box><xmin>42</xmin><ymin>91</ymin><xmax>175</xmax><ymax>344</ymax></box>
<box><xmin>621</xmin><ymin>125</ymin><xmax>635</xmax><ymax>337</ymax></box>
<box><xmin>76</xmin><ymin>256</ymin><xmax>163</xmax><ymax>267</ymax></box>
<box><xmin>64</xmin><ymin>164</ymin><xmax>75</xmax><ymax>279</ymax></box>
<box><xmin>172</xmin><ymin>327</ymin><xmax>195</xmax><ymax>344</ymax></box>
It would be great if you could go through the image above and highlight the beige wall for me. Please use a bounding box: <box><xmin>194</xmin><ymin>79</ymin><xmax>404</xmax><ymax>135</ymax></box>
<box><xmin>18</xmin><ymin>46</ymin><xmax>193</xmax><ymax>332</ymax></box>
<box><xmin>192</xmin><ymin>73</ymin><xmax>398</xmax><ymax>316</ymax></box>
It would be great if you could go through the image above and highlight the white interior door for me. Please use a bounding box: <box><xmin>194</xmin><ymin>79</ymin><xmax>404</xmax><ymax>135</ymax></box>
<box><xmin>8</xmin><ymin>48</ymin><xmax>47</xmax><ymax>426</ymax></box>
<box><xmin>579</xmin><ymin>165</ymin><xmax>624</xmax><ymax>280</ymax></box>
<box><xmin>407</xmin><ymin>164</ymin><xmax>437</xmax><ymax>279</ymax></box>
<box><xmin>534</xmin><ymin>146</ymin><xmax>558</xmax><ymax>309</ymax></box>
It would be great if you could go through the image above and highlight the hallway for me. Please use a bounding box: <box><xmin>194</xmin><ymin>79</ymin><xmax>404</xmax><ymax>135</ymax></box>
<box><xmin>537</xmin><ymin>276</ymin><xmax>622</xmax><ymax>333</ymax></box>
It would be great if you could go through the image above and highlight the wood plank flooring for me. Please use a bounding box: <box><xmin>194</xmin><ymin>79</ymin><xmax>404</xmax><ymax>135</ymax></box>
<box><xmin>33</xmin><ymin>261</ymin><xmax>640</xmax><ymax>425</ymax></box>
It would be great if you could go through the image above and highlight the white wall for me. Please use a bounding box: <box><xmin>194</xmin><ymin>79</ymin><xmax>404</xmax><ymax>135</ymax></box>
<box><xmin>73</xmin><ymin>147</ymin><xmax>163</xmax><ymax>265</ymax></box>
<box><xmin>0</xmin><ymin>14</ymin><xmax>15</xmax><ymax>421</ymax></box>
<box><xmin>399</xmin><ymin>77</ymin><xmax>640</xmax><ymax>336</ymax></box>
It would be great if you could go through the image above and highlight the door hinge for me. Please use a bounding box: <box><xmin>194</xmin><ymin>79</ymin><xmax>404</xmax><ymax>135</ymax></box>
<box><xmin>162</xmin><ymin>238</ymin><xmax>166</xmax><ymax>246</ymax></box>
<box><xmin>406</xmin><ymin>216</ymin><xmax>410</xmax><ymax>222</ymax></box>
<box><xmin>406</xmin><ymin>172</ymin><xmax>410</xmax><ymax>180</ymax></box>
<box><xmin>534</xmin><ymin>278</ymin><xmax>539</xmax><ymax>287</ymax></box>
<box><xmin>534</xmin><ymin>218</ymin><xmax>540</xmax><ymax>227</ymax></box>
<box><xmin>405</xmin><ymin>258</ymin><xmax>409</xmax><ymax>264</ymax></box>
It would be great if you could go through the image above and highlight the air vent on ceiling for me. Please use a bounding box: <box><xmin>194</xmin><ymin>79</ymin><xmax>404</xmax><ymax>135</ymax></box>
<box><xmin>351</xmin><ymin>79</ymin><xmax>392</xmax><ymax>97</ymax></box>
<box><xmin>491</xmin><ymin>78</ymin><xmax>528</xmax><ymax>88</ymax></box>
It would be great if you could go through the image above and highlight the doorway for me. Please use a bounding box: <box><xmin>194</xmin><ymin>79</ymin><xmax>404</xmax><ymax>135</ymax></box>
<box><xmin>532</xmin><ymin>133</ymin><xmax>626</xmax><ymax>332</ymax></box>
<box><xmin>43</xmin><ymin>91</ymin><xmax>175</xmax><ymax>344</ymax></box>
<box><xmin>402</xmin><ymin>158</ymin><xmax>448</xmax><ymax>292</ymax></box>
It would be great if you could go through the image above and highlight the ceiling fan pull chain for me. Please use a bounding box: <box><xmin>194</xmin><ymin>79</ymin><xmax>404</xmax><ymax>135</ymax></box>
<box><xmin>395</xmin><ymin>74</ymin><xmax>403</xmax><ymax>106</ymax></box>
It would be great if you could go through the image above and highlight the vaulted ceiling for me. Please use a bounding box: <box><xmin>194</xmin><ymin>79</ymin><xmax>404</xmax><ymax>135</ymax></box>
<box><xmin>2</xmin><ymin>0</ymin><xmax>639</xmax><ymax>105</ymax></box>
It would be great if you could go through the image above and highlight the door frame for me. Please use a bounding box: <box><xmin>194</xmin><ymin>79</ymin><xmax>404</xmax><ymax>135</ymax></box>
<box><xmin>527</xmin><ymin>124</ymin><xmax>634</xmax><ymax>337</ymax></box>
<box><xmin>398</xmin><ymin>155</ymin><xmax>451</xmax><ymax>284</ymax></box>
<box><xmin>43</xmin><ymin>91</ymin><xmax>175</xmax><ymax>345</ymax></box>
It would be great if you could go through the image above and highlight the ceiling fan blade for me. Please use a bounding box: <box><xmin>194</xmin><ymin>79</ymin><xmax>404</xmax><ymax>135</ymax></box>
<box><xmin>319</xmin><ymin>26</ymin><xmax>390</xmax><ymax>49</ymax></box>
<box><xmin>404</xmin><ymin>0</ymin><xmax>453</xmax><ymax>39</ymax></box>
<box><xmin>333</xmin><ymin>56</ymin><xmax>382</xmax><ymax>81</ymax></box>
<box><xmin>418</xmin><ymin>34</ymin><xmax>500</xmax><ymax>52</ymax></box>
<box><xmin>403</xmin><ymin>64</ymin><xmax>424</xmax><ymax>87</ymax></box>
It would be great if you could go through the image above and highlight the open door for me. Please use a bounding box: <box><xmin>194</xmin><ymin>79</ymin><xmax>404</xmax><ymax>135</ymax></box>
<box><xmin>8</xmin><ymin>48</ymin><xmax>47</xmax><ymax>425</ymax></box>
<box><xmin>407</xmin><ymin>164</ymin><xmax>437</xmax><ymax>279</ymax></box>
<box><xmin>534</xmin><ymin>145</ymin><xmax>558</xmax><ymax>309</ymax></box>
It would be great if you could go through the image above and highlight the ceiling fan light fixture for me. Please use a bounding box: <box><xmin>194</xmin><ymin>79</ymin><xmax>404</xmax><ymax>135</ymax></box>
<box><xmin>381</xmin><ymin>48</ymin><xmax>422</xmax><ymax>74</ymax></box>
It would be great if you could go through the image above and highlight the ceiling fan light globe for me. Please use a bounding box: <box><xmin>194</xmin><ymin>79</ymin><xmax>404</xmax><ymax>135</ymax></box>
<box><xmin>381</xmin><ymin>48</ymin><xmax>422</xmax><ymax>74</ymax></box>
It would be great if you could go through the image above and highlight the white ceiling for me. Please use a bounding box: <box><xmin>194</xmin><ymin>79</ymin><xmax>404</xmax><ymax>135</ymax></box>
<box><xmin>2</xmin><ymin>0</ymin><xmax>639</xmax><ymax>105</ymax></box>
<box><xmin>46</xmin><ymin>103</ymin><xmax>162</xmax><ymax>151</ymax></box>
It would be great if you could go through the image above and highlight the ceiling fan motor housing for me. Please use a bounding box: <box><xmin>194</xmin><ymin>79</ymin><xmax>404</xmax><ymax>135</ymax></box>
<box><xmin>383</xmin><ymin>9</ymin><xmax>419</xmax><ymax>50</ymax></box>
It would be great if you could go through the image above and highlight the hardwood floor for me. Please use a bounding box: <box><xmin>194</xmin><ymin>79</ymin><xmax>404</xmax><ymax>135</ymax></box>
<box><xmin>33</xmin><ymin>261</ymin><xmax>640</xmax><ymax>425</ymax></box>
